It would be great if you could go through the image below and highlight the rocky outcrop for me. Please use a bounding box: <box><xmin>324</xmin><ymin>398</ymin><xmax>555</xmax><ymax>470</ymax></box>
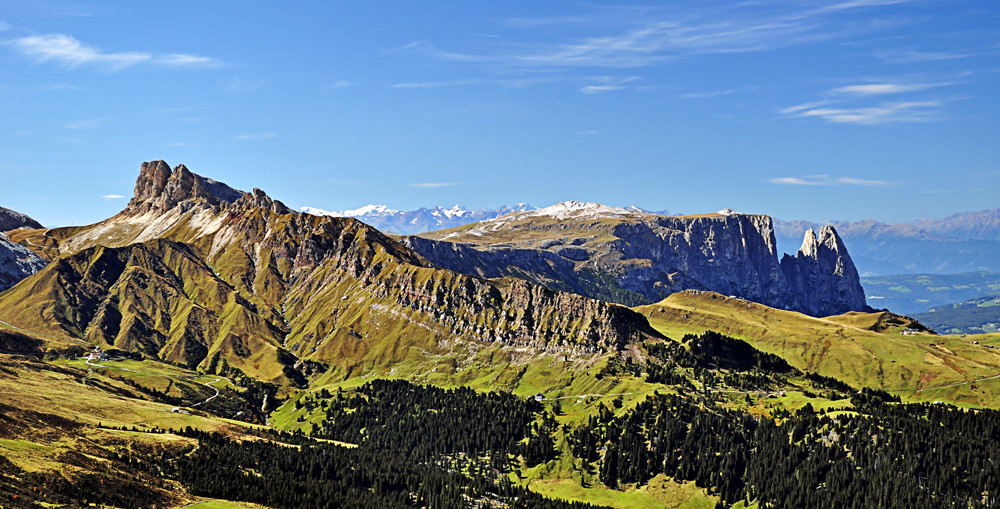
<box><xmin>128</xmin><ymin>160</ymin><xmax>244</xmax><ymax>214</ymax></box>
<box><xmin>405</xmin><ymin>205</ymin><xmax>870</xmax><ymax>317</ymax></box>
<box><xmin>0</xmin><ymin>233</ymin><xmax>47</xmax><ymax>292</ymax></box>
<box><xmin>0</xmin><ymin>206</ymin><xmax>42</xmax><ymax>232</ymax></box>
<box><xmin>780</xmin><ymin>226</ymin><xmax>868</xmax><ymax>316</ymax></box>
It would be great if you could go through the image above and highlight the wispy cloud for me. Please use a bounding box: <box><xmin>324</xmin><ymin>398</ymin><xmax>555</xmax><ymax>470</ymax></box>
<box><xmin>580</xmin><ymin>75</ymin><xmax>640</xmax><ymax>94</ymax></box>
<box><xmin>782</xmin><ymin>76</ymin><xmax>958</xmax><ymax>125</ymax></box>
<box><xmin>769</xmin><ymin>175</ymin><xmax>893</xmax><ymax>186</ymax></box>
<box><xmin>63</xmin><ymin>118</ymin><xmax>107</xmax><ymax>129</ymax></box>
<box><xmin>7</xmin><ymin>33</ymin><xmax>221</xmax><ymax>71</ymax></box>
<box><xmin>101</xmin><ymin>194</ymin><xmax>125</xmax><ymax>199</ymax></box>
<box><xmin>770</xmin><ymin>176</ymin><xmax>829</xmax><ymax>186</ymax></box>
<box><xmin>838</xmin><ymin>177</ymin><xmax>892</xmax><ymax>186</ymax></box>
<box><xmin>411</xmin><ymin>182</ymin><xmax>459</xmax><ymax>188</ymax></box>
<box><xmin>0</xmin><ymin>20</ymin><xmax>10</xmax><ymax>32</ymax></box>
<box><xmin>391</xmin><ymin>79</ymin><xmax>479</xmax><ymax>89</ymax></box>
<box><xmin>831</xmin><ymin>82</ymin><xmax>949</xmax><ymax>96</ymax></box>
<box><xmin>680</xmin><ymin>88</ymin><xmax>744</xmax><ymax>99</ymax></box>
<box><xmin>330</xmin><ymin>80</ymin><xmax>361</xmax><ymax>88</ymax></box>
<box><xmin>396</xmin><ymin>40</ymin><xmax>486</xmax><ymax>63</ymax></box>
<box><xmin>154</xmin><ymin>53</ymin><xmax>223</xmax><ymax>67</ymax></box>
<box><xmin>10</xmin><ymin>34</ymin><xmax>149</xmax><ymax>69</ymax></box>
<box><xmin>403</xmin><ymin>2</ymin><xmax>918</xmax><ymax>71</ymax></box>
<box><xmin>781</xmin><ymin>100</ymin><xmax>942</xmax><ymax>125</ymax></box>
<box><xmin>233</xmin><ymin>132</ymin><xmax>275</xmax><ymax>140</ymax></box>
<box><xmin>875</xmin><ymin>49</ymin><xmax>978</xmax><ymax>64</ymax></box>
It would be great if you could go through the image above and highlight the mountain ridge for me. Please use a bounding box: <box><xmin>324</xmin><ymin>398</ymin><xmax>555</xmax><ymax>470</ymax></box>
<box><xmin>0</xmin><ymin>161</ymin><xmax>662</xmax><ymax>384</ymax></box>
<box><xmin>404</xmin><ymin>204</ymin><xmax>868</xmax><ymax>317</ymax></box>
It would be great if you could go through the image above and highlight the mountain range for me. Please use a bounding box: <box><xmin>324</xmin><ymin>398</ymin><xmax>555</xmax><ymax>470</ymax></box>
<box><xmin>302</xmin><ymin>201</ymin><xmax>1000</xmax><ymax>276</ymax></box>
<box><xmin>773</xmin><ymin>210</ymin><xmax>1000</xmax><ymax>276</ymax></box>
<box><xmin>300</xmin><ymin>203</ymin><xmax>538</xmax><ymax>235</ymax></box>
<box><xmin>403</xmin><ymin>202</ymin><xmax>868</xmax><ymax>317</ymax></box>
<box><xmin>302</xmin><ymin>202</ymin><xmax>672</xmax><ymax>235</ymax></box>
<box><xmin>5</xmin><ymin>160</ymin><xmax>1000</xmax><ymax>509</ymax></box>
<box><xmin>1</xmin><ymin>161</ymin><xmax>659</xmax><ymax>384</ymax></box>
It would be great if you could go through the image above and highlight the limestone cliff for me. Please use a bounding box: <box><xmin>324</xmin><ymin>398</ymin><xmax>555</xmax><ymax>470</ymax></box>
<box><xmin>780</xmin><ymin>226</ymin><xmax>868</xmax><ymax>316</ymax></box>
<box><xmin>406</xmin><ymin>204</ymin><xmax>869</xmax><ymax>317</ymax></box>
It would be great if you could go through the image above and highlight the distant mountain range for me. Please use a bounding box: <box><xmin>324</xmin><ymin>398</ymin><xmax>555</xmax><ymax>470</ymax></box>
<box><xmin>773</xmin><ymin>209</ymin><xmax>1000</xmax><ymax>276</ymax></box>
<box><xmin>861</xmin><ymin>272</ymin><xmax>1000</xmax><ymax>315</ymax></box>
<box><xmin>915</xmin><ymin>295</ymin><xmax>1000</xmax><ymax>335</ymax></box>
<box><xmin>403</xmin><ymin>202</ymin><xmax>869</xmax><ymax>317</ymax></box>
<box><xmin>300</xmin><ymin>203</ymin><xmax>537</xmax><ymax>235</ymax></box>
<box><xmin>300</xmin><ymin>203</ymin><xmax>672</xmax><ymax>235</ymax></box>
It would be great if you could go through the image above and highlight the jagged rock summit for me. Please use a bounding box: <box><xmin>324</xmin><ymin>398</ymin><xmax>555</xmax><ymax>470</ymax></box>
<box><xmin>129</xmin><ymin>160</ymin><xmax>289</xmax><ymax>215</ymax></box>
<box><xmin>780</xmin><ymin>226</ymin><xmax>867</xmax><ymax>316</ymax></box>
<box><xmin>406</xmin><ymin>206</ymin><xmax>870</xmax><ymax>317</ymax></box>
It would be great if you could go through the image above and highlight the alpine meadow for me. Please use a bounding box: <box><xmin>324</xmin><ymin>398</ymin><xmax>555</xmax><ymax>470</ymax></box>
<box><xmin>2</xmin><ymin>2</ymin><xmax>1000</xmax><ymax>509</ymax></box>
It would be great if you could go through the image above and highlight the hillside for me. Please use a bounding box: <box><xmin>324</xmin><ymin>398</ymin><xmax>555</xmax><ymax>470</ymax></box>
<box><xmin>406</xmin><ymin>203</ymin><xmax>868</xmax><ymax>317</ymax></box>
<box><xmin>862</xmin><ymin>271</ymin><xmax>1000</xmax><ymax>314</ymax></box>
<box><xmin>634</xmin><ymin>290</ymin><xmax>1000</xmax><ymax>407</ymax></box>
<box><xmin>916</xmin><ymin>295</ymin><xmax>1000</xmax><ymax>335</ymax></box>
<box><xmin>0</xmin><ymin>161</ymin><xmax>660</xmax><ymax>385</ymax></box>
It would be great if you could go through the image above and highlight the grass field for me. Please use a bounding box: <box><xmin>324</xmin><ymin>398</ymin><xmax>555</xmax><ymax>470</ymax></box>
<box><xmin>528</xmin><ymin>475</ymin><xmax>719</xmax><ymax>509</ymax></box>
<box><xmin>635</xmin><ymin>291</ymin><xmax>1000</xmax><ymax>408</ymax></box>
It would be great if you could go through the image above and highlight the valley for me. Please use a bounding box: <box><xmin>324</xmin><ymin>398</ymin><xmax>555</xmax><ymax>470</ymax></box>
<box><xmin>2</xmin><ymin>162</ymin><xmax>1000</xmax><ymax>508</ymax></box>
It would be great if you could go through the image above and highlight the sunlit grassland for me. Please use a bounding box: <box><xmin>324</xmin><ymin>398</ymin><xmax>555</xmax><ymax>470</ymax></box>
<box><xmin>636</xmin><ymin>291</ymin><xmax>1000</xmax><ymax>408</ymax></box>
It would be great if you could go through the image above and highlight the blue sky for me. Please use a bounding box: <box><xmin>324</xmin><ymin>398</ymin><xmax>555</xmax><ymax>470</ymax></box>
<box><xmin>1</xmin><ymin>1</ymin><xmax>998</xmax><ymax>227</ymax></box>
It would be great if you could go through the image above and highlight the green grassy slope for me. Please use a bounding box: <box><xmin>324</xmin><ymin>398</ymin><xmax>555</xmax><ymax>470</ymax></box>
<box><xmin>635</xmin><ymin>290</ymin><xmax>1000</xmax><ymax>408</ymax></box>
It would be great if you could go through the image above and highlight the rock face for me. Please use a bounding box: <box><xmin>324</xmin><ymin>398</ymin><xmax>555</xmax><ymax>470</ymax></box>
<box><xmin>774</xmin><ymin>209</ymin><xmax>1000</xmax><ymax>276</ymax></box>
<box><xmin>405</xmin><ymin>204</ymin><xmax>869</xmax><ymax>317</ymax></box>
<box><xmin>780</xmin><ymin>226</ymin><xmax>868</xmax><ymax>316</ymax></box>
<box><xmin>0</xmin><ymin>233</ymin><xmax>47</xmax><ymax>292</ymax></box>
<box><xmin>0</xmin><ymin>161</ymin><xmax>662</xmax><ymax>382</ymax></box>
<box><xmin>128</xmin><ymin>160</ymin><xmax>247</xmax><ymax>214</ymax></box>
<box><xmin>0</xmin><ymin>206</ymin><xmax>43</xmax><ymax>232</ymax></box>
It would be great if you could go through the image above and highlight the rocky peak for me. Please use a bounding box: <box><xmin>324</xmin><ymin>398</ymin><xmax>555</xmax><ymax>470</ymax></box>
<box><xmin>233</xmin><ymin>188</ymin><xmax>292</xmax><ymax>215</ymax></box>
<box><xmin>781</xmin><ymin>225</ymin><xmax>867</xmax><ymax>316</ymax></box>
<box><xmin>799</xmin><ymin>228</ymin><xmax>819</xmax><ymax>258</ymax></box>
<box><xmin>128</xmin><ymin>160</ymin><xmax>244</xmax><ymax>213</ymax></box>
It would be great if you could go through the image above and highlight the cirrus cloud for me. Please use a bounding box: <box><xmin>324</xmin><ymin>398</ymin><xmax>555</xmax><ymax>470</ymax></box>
<box><xmin>769</xmin><ymin>175</ymin><xmax>893</xmax><ymax>186</ymax></box>
<box><xmin>411</xmin><ymin>182</ymin><xmax>459</xmax><ymax>188</ymax></box>
<box><xmin>7</xmin><ymin>33</ymin><xmax>221</xmax><ymax>71</ymax></box>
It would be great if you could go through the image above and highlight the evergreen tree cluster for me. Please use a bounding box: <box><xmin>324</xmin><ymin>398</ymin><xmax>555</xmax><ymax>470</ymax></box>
<box><xmin>174</xmin><ymin>428</ymin><xmax>606</xmax><ymax>509</ymax></box>
<box><xmin>575</xmin><ymin>389</ymin><xmax>1000</xmax><ymax>508</ymax></box>
<box><xmin>316</xmin><ymin>380</ymin><xmax>542</xmax><ymax>463</ymax></box>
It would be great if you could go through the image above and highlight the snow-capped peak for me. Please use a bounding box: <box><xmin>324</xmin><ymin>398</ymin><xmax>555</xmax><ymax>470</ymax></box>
<box><xmin>478</xmin><ymin>201</ymin><xmax>649</xmax><ymax>228</ymax></box>
<box><xmin>431</xmin><ymin>204</ymin><xmax>470</xmax><ymax>219</ymax></box>
<box><xmin>526</xmin><ymin>201</ymin><xmax>645</xmax><ymax>220</ymax></box>
<box><xmin>300</xmin><ymin>204</ymin><xmax>398</xmax><ymax>218</ymax></box>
